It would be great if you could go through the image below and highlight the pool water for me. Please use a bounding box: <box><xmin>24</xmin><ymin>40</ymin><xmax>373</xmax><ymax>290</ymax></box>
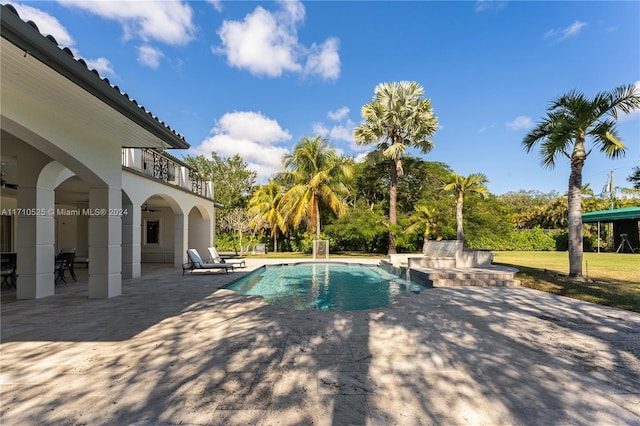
<box><xmin>224</xmin><ymin>262</ymin><xmax>428</xmax><ymax>311</ymax></box>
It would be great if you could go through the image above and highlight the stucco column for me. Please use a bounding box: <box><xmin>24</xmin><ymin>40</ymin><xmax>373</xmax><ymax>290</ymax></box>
<box><xmin>88</xmin><ymin>186</ymin><xmax>122</xmax><ymax>298</ymax></box>
<box><xmin>16</xmin><ymin>185</ymin><xmax>55</xmax><ymax>299</ymax></box>
<box><xmin>174</xmin><ymin>214</ymin><xmax>187</xmax><ymax>268</ymax></box>
<box><xmin>121</xmin><ymin>197</ymin><xmax>141</xmax><ymax>279</ymax></box>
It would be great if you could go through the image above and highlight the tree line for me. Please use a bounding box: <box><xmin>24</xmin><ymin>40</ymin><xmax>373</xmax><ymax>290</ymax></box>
<box><xmin>186</xmin><ymin>81</ymin><xmax>640</xmax><ymax>281</ymax></box>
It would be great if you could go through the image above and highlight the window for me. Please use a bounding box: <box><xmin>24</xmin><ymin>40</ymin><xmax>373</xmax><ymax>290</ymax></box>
<box><xmin>144</xmin><ymin>219</ymin><xmax>160</xmax><ymax>245</ymax></box>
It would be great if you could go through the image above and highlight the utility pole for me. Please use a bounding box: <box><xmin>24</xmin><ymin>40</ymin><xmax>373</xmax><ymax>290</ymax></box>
<box><xmin>608</xmin><ymin>170</ymin><xmax>615</xmax><ymax>251</ymax></box>
<box><xmin>609</xmin><ymin>170</ymin><xmax>615</xmax><ymax>209</ymax></box>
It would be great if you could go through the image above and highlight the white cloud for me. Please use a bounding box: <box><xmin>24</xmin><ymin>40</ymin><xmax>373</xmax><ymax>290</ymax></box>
<box><xmin>84</xmin><ymin>57</ymin><xmax>115</xmax><ymax>75</ymax></box>
<box><xmin>13</xmin><ymin>3</ymin><xmax>75</xmax><ymax>46</ymax></box>
<box><xmin>545</xmin><ymin>21</ymin><xmax>587</xmax><ymax>42</ymax></box>
<box><xmin>207</xmin><ymin>0</ymin><xmax>223</xmax><ymax>12</ymax></box>
<box><xmin>354</xmin><ymin>152</ymin><xmax>369</xmax><ymax>163</ymax></box>
<box><xmin>215</xmin><ymin>111</ymin><xmax>292</xmax><ymax>144</ymax></box>
<box><xmin>312</xmin><ymin>123</ymin><xmax>330</xmax><ymax>137</ymax></box>
<box><xmin>216</xmin><ymin>6</ymin><xmax>301</xmax><ymax>77</ymax></box>
<box><xmin>313</xmin><ymin>108</ymin><xmax>365</xmax><ymax>153</ymax></box>
<box><xmin>13</xmin><ymin>3</ymin><xmax>114</xmax><ymax>76</ymax></box>
<box><xmin>474</xmin><ymin>1</ymin><xmax>507</xmax><ymax>13</ymax></box>
<box><xmin>563</xmin><ymin>21</ymin><xmax>587</xmax><ymax>38</ymax></box>
<box><xmin>190</xmin><ymin>111</ymin><xmax>292</xmax><ymax>182</ymax></box>
<box><xmin>59</xmin><ymin>0</ymin><xmax>196</xmax><ymax>45</ymax></box>
<box><xmin>304</xmin><ymin>37</ymin><xmax>340</xmax><ymax>80</ymax></box>
<box><xmin>327</xmin><ymin>107</ymin><xmax>350</xmax><ymax>121</ymax></box>
<box><xmin>506</xmin><ymin>116</ymin><xmax>534</xmax><ymax>131</ymax></box>
<box><xmin>214</xmin><ymin>0</ymin><xmax>340</xmax><ymax>80</ymax></box>
<box><xmin>137</xmin><ymin>45</ymin><xmax>164</xmax><ymax>68</ymax></box>
<box><xmin>329</xmin><ymin>123</ymin><xmax>355</xmax><ymax>143</ymax></box>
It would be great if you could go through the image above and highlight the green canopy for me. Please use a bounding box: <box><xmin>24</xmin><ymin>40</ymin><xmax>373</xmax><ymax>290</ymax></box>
<box><xmin>582</xmin><ymin>207</ymin><xmax>640</xmax><ymax>223</ymax></box>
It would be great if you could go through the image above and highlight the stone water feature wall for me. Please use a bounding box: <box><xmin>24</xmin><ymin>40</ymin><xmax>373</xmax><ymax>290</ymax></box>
<box><xmin>387</xmin><ymin>241</ymin><xmax>494</xmax><ymax>268</ymax></box>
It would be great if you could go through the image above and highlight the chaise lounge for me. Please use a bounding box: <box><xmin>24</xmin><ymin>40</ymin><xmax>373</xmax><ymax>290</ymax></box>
<box><xmin>183</xmin><ymin>249</ymin><xmax>234</xmax><ymax>275</ymax></box>
<box><xmin>207</xmin><ymin>247</ymin><xmax>246</xmax><ymax>268</ymax></box>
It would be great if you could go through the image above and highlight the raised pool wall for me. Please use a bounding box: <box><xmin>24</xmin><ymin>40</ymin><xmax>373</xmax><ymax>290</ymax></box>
<box><xmin>382</xmin><ymin>241</ymin><xmax>495</xmax><ymax>284</ymax></box>
<box><xmin>387</xmin><ymin>241</ymin><xmax>494</xmax><ymax>269</ymax></box>
<box><xmin>380</xmin><ymin>241</ymin><xmax>520</xmax><ymax>287</ymax></box>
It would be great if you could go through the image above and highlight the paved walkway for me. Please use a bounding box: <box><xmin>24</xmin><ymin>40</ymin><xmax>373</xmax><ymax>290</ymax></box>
<box><xmin>1</xmin><ymin>259</ymin><xmax>639</xmax><ymax>425</ymax></box>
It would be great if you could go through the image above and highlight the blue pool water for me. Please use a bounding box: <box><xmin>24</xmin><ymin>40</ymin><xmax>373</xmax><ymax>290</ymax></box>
<box><xmin>224</xmin><ymin>262</ymin><xmax>428</xmax><ymax>311</ymax></box>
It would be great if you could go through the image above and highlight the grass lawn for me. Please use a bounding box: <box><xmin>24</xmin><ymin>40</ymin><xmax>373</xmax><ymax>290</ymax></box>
<box><xmin>493</xmin><ymin>251</ymin><xmax>640</xmax><ymax>313</ymax></box>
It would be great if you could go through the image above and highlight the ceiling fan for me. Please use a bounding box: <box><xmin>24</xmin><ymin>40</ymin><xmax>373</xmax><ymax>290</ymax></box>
<box><xmin>141</xmin><ymin>203</ymin><xmax>160</xmax><ymax>212</ymax></box>
<box><xmin>0</xmin><ymin>173</ymin><xmax>18</xmax><ymax>190</ymax></box>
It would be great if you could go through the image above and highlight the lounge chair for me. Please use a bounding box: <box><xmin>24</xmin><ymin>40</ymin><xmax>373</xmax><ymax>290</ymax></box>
<box><xmin>252</xmin><ymin>243</ymin><xmax>267</xmax><ymax>254</ymax></box>
<box><xmin>183</xmin><ymin>249</ymin><xmax>234</xmax><ymax>275</ymax></box>
<box><xmin>207</xmin><ymin>247</ymin><xmax>246</xmax><ymax>268</ymax></box>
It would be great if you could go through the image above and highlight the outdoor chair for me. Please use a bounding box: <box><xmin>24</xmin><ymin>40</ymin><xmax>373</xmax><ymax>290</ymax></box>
<box><xmin>183</xmin><ymin>249</ymin><xmax>234</xmax><ymax>275</ymax></box>
<box><xmin>251</xmin><ymin>243</ymin><xmax>267</xmax><ymax>255</ymax></box>
<box><xmin>207</xmin><ymin>247</ymin><xmax>246</xmax><ymax>268</ymax></box>
<box><xmin>1</xmin><ymin>252</ymin><xmax>17</xmax><ymax>289</ymax></box>
<box><xmin>59</xmin><ymin>248</ymin><xmax>78</xmax><ymax>280</ymax></box>
<box><xmin>55</xmin><ymin>249</ymin><xmax>77</xmax><ymax>283</ymax></box>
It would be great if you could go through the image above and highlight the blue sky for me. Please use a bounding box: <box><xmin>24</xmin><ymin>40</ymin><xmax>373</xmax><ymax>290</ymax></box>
<box><xmin>11</xmin><ymin>0</ymin><xmax>640</xmax><ymax>195</ymax></box>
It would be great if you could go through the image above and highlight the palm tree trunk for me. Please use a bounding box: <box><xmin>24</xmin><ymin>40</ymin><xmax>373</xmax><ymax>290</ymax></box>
<box><xmin>315</xmin><ymin>199</ymin><xmax>321</xmax><ymax>239</ymax></box>
<box><xmin>568</xmin><ymin>154</ymin><xmax>585</xmax><ymax>278</ymax></box>
<box><xmin>273</xmin><ymin>231</ymin><xmax>278</xmax><ymax>253</ymax></box>
<box><xmin>456</xmin><ymin>193</ymin><xmax>464</xmax><ymax>246</ymax></box>
<box><xmin>422</xmin><ymin>226</ymin><xmax>430</xmax><ymax>254</ymax></box>
<box><xmin>388</xmin><ymin>159</ymin><xmax>398</xmax><ymax>254</ymax></box>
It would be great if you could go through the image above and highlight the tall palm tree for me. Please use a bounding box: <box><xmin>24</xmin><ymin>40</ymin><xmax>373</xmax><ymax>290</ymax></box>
<box><xmin>278</xmin><ymin>136</ymin><xmax>353</xmax><ymax>238</ymax></box>
<box><xmin>442</xmin><ymin>173</ymin><xmax>489</xmax><ymax>247</ymax></box>
<box><xmin>353</xmin><ymin>81</ymin><xmax>439</xmax><ymax>254</ymax></box>
<box><xmin>523</xmin><ymin>84</ymin><xmax>640</xmax><ymax>278</ymax></box>
<box><xmin>248</xmin><ymin>179</ymin><xmax>286</xmax><ymax>252</ymax></box>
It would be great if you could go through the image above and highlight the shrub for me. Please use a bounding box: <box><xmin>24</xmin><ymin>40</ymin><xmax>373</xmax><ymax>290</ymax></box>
<box><xmin>469</xmin><ymin>227</ymin><xmax>556</xmax><ymax>251</ymax></box>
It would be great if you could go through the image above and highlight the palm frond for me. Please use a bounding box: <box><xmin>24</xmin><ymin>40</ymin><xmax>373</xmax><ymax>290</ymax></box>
<box><xmin>603</xmin><ymin>84</ymin><xmax>640</xmax><ymax>119</ymax></box>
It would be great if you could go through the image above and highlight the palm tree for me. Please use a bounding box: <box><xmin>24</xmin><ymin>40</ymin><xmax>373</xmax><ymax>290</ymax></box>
<box><xmin>442</xmin><ymin>173</ymin><xmax>489</xmax><ymax>247</ymax></box>
<box><xmin>353</xmin><ymin>81</ymin><xmax>439</xmax><ymax>254</ymax></box>
<box><xmin>278</xmin><ymin>136</ymin><xmax>353</xmax><ymax>238</ymax></box>
<box><xmin>248</xmin><ymin>179</ymin><xmax>286</xmax><ymax>252</ymax></box>
<box><xmin>405</xmin><ymin>204</ymin><xmax>438</xmax><ymax>253</ymax></box>
<box><xmin>523</xmin><ymin>84</ymin><xmax>640</xmax><ymax>278</ymax></box>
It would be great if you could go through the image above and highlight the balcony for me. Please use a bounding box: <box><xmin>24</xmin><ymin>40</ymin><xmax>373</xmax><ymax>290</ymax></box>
<box><xmin>121</xmin><ymin>148</ymin><xmax>213</xmax><ymax>199</ymax></box>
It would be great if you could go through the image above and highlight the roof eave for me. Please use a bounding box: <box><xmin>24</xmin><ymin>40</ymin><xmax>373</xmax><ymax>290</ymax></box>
<box><xmin>0</xmin><ymin>4</ymin><xmax>190</xmax><ymax>150</ymax></box>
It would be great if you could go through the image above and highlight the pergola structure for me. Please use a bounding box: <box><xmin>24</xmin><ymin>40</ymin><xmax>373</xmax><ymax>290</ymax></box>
<box><xmin>582</xmin><ymin>207</ymin><xmax>640</xmax><ymax>253</ymax></box>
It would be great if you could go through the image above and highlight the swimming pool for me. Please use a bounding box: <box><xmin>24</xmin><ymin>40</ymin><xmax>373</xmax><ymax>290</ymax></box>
<box><xmin>224</xmin><ymin>262</ymin><xmax>428</xmax><ymax>311</ymax></box>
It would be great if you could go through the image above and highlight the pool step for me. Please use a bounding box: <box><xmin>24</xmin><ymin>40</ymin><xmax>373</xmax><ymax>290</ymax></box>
<box><xmin>408</xmin><ymin>268</ymin><xmax>520</xmax><ymax>287</ymax></box>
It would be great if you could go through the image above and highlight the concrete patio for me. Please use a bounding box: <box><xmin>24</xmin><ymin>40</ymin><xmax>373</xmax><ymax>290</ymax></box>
<box><xmin>1</xmin><ymin>259</ymin><xmax>639</xmax><ymax>425</ymax></box>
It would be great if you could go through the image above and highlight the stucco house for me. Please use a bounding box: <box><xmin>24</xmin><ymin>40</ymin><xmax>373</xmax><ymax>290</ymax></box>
<box><xmin>1</xmin><ymin>4</ymin><xmax>217</xmax><ymax>299</ymax></box>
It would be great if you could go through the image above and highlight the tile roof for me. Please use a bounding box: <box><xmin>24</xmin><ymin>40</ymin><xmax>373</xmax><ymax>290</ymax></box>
<box><xmin>1</xmin><ymin>3</ymin><xmax>190</xmax><ymax>150</ymax></box>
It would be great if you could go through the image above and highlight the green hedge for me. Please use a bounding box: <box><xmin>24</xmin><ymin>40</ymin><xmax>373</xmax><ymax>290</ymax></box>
<box><xmin>469</xmin><ymin>227</ymin><xmax>556</xmax><ymax>251</ymax></box>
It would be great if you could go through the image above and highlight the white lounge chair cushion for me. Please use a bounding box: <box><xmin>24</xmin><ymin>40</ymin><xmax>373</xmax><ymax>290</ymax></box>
<box><xmin>207</xmin><ymin>247</ymin><xmax>246</xmax><ymax>267</ymax></box>
<box><xmin>187</xmin><ymin>249</ymin><xmax>230</xmax><ymax>269</ymax></box>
